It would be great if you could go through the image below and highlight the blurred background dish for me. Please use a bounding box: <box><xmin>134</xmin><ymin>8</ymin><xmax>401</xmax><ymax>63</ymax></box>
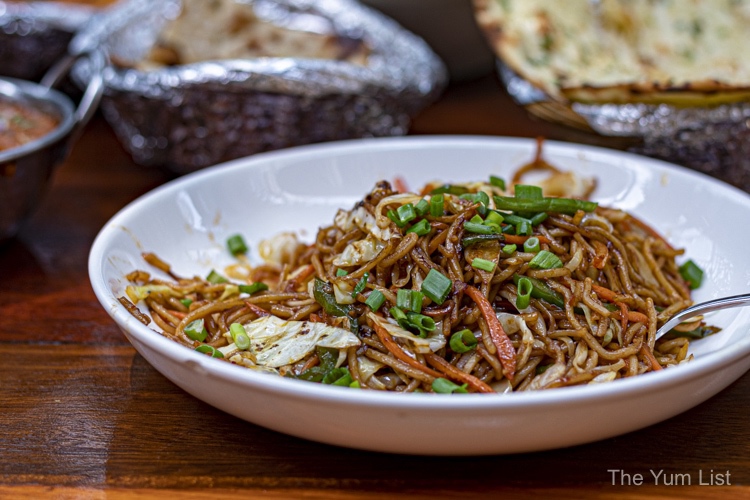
<box><xmin>0</xmin><ymin>62</ymin><xmax>101</xmax><ymax>242</ymax></box>
<box><xmin>472</xmin><ymin>0</ymin><xmax>750</xmax><ymax>192</ymax></box>
<box><xmin>0</xmin><ymin>0</ymin><xmax>117</xmax><ymax>81</ymax></box>
<box><xmin>360</xmin><ymin>0</ymin><xmax>494</xmax><ymax>82</ymax></box>
<box><xmin>70</xmin><ymin>0</ymin><xmax>448</xmax><ymax>175</ymax></box>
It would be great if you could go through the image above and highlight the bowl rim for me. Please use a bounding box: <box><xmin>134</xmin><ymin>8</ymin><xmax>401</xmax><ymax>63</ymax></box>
<box><xmin>88</xmin><ymin>135</ymin><xmax>750</xmax><ymax>412</ymax></box>
<box><xmin>0</xmin><ymin>76</ymin><xmax>76</xmax><ymax>163</ymax></box>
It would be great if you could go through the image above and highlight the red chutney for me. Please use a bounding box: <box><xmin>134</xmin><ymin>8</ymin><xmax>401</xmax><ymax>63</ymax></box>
<box><xmin>0</xmin><ymin>98</ymin><xmax>59</xmax><ymax>152</ymax></box>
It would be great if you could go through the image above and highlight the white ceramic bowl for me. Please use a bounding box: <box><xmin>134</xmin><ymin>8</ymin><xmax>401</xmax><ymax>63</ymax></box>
<box><xmin>89</xmin><ymin>136</ymin><xmax>750</xmax><ymax>456</ymax></box>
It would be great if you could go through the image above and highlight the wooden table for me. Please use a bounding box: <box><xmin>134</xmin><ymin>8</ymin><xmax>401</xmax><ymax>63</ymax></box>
<box><xmin>2</xmin><ymin>75</ymin><xmax>748</xmax><ymax>499</ymax></box>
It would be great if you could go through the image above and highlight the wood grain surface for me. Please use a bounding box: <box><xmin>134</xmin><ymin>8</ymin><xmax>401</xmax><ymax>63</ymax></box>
<box><xmin>1</xmin><ymin>75</ymin><xmax>748</xmax><ymax>499</ymax></box>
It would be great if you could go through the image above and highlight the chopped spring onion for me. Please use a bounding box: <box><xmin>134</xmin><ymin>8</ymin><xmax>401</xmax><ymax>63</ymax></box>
<box><xmin>229</xmin><ymin>322</ymin><xmax>251</xmax><ymax>350</ymax></box>
<box><xmin>336</xmin><ymin>268</ymin><xmax>348</xmax><ymax>277</ymax></box>
<box><xmin>469</xmin><ymin>214</ymin><xmax>484</xmax><ymax>224</ymax></box>
<box><xmin>421</xmin><ymin>269</ymin><xmax>452</xmax><ymax>305</ymax></box>
<box><xmin>179</xmin><ymin>298</ymin><xmax>193</xmax><ymax>308</ymax></box>
<box><xmin>351</xmin><ymin>272</ymin><xmax>369</xmax><ymax>297</ymax></box>
<box><xmin>195</xmin><ymin>344</ymin><xmax>223</xmax><ymax>358</ymax></box>
<box><xmin>431</xmin><ymin>184</ymin><xmax>468</xmax><ymax>195</ymax></box>
<box><xmin>471</xmin><ymin>257</ymin><xmax>496</xmax><ymax>272</ymax></box>
<box><xmin>679</xmin><ymin>260</ymin><xmax>704</xmax><ymax>290</ymax></box>
<box><xmin>523</xmin><ymin>236</ymin><xmax>541</xmax><ymax>253</ymax></box>
<box><xmin>494</xmin><ymin>195</ymin><xmax>598</xmax><ymax>215</ymax></box>
<box><xmin>406</xmin><ymin>218</ymin><xmax>431</xmax><ymax>236</ymax></box>
<box><xmin>502</xmin><ymin>244</ymin><xmax>517</xmax><ymax>254</ymax></box>
<box><xmin>185</xmin><ymin>319</ymin><xmax>208</xmax><ymax>342</ymax></box>
<box><xmin>512</xmin><ymin>274</ymin><xmax>564</xmax><ymax>308</ymax></box>
<box><xmin>516</xmin><ymin>220</ymin><xmax>532</xmax><ymax>236</ymax></box>
<box><xmin>530</xmin><ymin>212</ymin><xmax>548</xmax><ymax>225</ymax></box>
<box><xmin>432</xmin><ymin>378</ymin><xmax>469</xmax><ymax>394</ymax></box>
<box><xmin>238</xmin><ymin>282</ymin><xmax>268</xmax><ymax>295</ymax></box>
<box><xmin>449</xmin><ymin>329</ymin><xmax>477</xmax><ymax>353</ymax></box>
<box><xmin>430</xmin><ymin>193</ymin><xmax>444</xmax><ymax>217</ymax></box>
<box><xmin>396</xmin><ymin>203</ymin><xmax>417</xmax><ymax>224</ymax></box>
<box><xmin>516</xmin><ymin>276</ymin><xmax>533</xmax><ymax>310</ymax></box>
<box><xmin>387</xmin><ymin>209</ymin><xmax>407</xmax><ymax>228</ymax></box>
<box><xmin>414</xmin><ymin>198</ymin><xmax>430</xmax><ymax>216</ymax></box>
<box><xmin>489</xmin><ymin>175</ymin><xmax>506</xmax><ymax>190</ymax></box>
<box><xmin>461</xmin><ymin>233</ymin><xmax>502</xmax><ymax>247</ymax></box>
<box><xmin>206</xmin><ymin>269</ymin><xmax>228</xmax><ymax>284</ymax></box>
<box><xmin>226</xmin><ymin>234</ymin><xmax>248</xmax><ymax>255</ymax></box>
<box><xmin>407</xmin><ymin>312</ymin><xmax>435</xmax><ymax>333</ymax></box>
<box><xmin>485</xmin><ymin>210</ymin><xmax>504</xmax><ymax>226</ymax></box>
<box><xmin>364</xmin><ymin>289</ymin><xmax>385</xmax><ymax>311</ymax></box>
<box><xmin>397</xmin><ymin>289</ymin><xmax>423</xmax><ymax>313</ymax></box>
<box><xmin>464</xmin><ymin>221</ymin><xmax>496</xmax><ymax>235</ymax></box>
<box><xmin>514</xmin><ymin>184</ymin><xmax>543</xmax><ymax>200</ymax></box>
<box><xmin>529</xmin><ymin>250</ymin><xmax>563</xmax><ymax>269</ymax></box>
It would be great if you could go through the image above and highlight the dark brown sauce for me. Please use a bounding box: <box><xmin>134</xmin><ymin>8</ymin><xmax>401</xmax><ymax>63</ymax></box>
<box><xmin>0</xmin><ymin>98</ymin><xmax>59</xmax><ymax>152</ymax></box>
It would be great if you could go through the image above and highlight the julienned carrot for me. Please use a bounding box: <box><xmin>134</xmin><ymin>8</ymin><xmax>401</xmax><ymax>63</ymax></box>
<box><xmin>640</xmin><ymin>345</ymin><xmax>663</xmax><ymax>371</ymax></box>
<box><xmin>591</xmin><ymin>283</ymin><xmax>620</xmax><ymax>302</ymax></box>
<box><xmin>369</xmin><ymin>315</ymin><xmax>443</xmax><ymax>380</ymax></box>
<box><xmin>463</xmin><ymin>286</ymin><xmax>516</xmax><ymax>380</ymax></box>
<box><xmin>424</xmin><ymin>353</ymin><xmax>495</xmax><ymax>394</ymax></box>
<box><xmin>502</xmin><ymin>234</ymin><xmax>550</xmax><ymax>245</ymax></box>
<box><xmin>591</xmin><ymin>284</ymin><xmax>649</xmax><ymax>325</ymax></box>
<box><xmin>627</xmin><ymin>310</ymin><xmax>650</xmax><ymax>324</ymax></box>
<box><xmin>591</xmin><ymin>240</ymin><xmax>609</xmax><ymax>269</ymax></box>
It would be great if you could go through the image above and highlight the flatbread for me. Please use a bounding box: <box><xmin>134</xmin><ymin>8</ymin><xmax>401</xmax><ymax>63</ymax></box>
<box><xmin>473</xmin><ymin>0</ymin><xmax>750</xmax><ymax>104</ymax></box>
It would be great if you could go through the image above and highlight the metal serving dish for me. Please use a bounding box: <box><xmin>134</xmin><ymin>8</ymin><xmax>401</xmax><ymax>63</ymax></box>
<box><xmin>70</xmin><ymin>0</ymin><xmax>447</xmax><ymax>175</ymax></box>
<box><xmin>0</xmin><ymin>54</ymin><xmax>102</xmax><ymax>242</ymax></box>
<box><xmin>0</xmin><ymin>1</ymin><xmax>99</xmax><ymax>81</ymax></box>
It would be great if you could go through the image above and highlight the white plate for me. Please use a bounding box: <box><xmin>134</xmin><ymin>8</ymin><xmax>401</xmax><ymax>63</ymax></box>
<box><xmin>89</xmin><ymin>136</ymin><xmax>750</xmax><ymax>455</ymax></box>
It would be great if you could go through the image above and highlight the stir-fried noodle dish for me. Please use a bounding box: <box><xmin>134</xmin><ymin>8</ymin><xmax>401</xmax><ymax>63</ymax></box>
<box><xmin>121</xmin><ymin>142</ymin><xmax>716</xmax><ymax>394</ymax></box>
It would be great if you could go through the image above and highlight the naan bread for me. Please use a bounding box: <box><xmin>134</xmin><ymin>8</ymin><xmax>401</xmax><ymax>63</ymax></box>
<box><xmin>473</xmin><ymin>0</ymin><xmax>750</xmax><ymax>104</ymax></box>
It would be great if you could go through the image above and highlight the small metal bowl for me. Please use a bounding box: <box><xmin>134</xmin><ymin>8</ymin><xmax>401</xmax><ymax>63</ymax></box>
<box><xmin>0</xmin><ymin>53</ymin><xmax>102</xmax><ymax>242</ymax></box>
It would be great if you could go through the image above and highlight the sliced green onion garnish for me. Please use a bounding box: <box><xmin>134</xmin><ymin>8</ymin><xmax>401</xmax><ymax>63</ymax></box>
<box><xmin>364</xmin><ymin>289</ymin><xmax>385</xmax><ymax>311</ymax></box>
<box><xmin>226</xmin><ymin>234</ymin><xmax>248</xmax><ymax>255</ymax></box>
<box><xmin>523</xmin><ymin>236</ymin><xmax>541</xmax><ymax>253</ymax></box>
<box><xmin>396</xmin><ymin>203</ymin><xmax>417</xmax><ymax>224</ymax></box>
<box><xmin>449</xmin><ymin>329</ymin><xmax>477</xmax><ymax>353</ymax></box>
<box><xmin>512</xmin><ymin>274</ymin><xmax>564</xmax><ymax>308</ymax></box>
<box><xmin>430</xmin><ymin>194</ymin><xmax>444</xmax><ymax>217</ymax></box>
<box><xmin>390</xmin><ymin>306</ymin><xmax>408</xmax><ymax>325</ymax></box>
<box><xmin>206</xmin><ymin>269</ymin><xmax>228</xmax><ymax>284</ymax></box>
<box><xmin>336</xmin><ymin>268</ymin><xmax>348</xmax><ymax>277</ymax></box>
<box><xmin>349</xmin><ymin>380</ymin><xmax>361</xmax><ymax>389</ymax></box>
<box><xmin>195</xmin><ymin>344</ymin><xmax>223</xmax><ymax>358</ymax></box>
<box><xmin>516</xmin><ymin>277</ymin><xmax>533</xmax><ymax>310</ymax></box>
<box><xmin>529</xmin><ymin>250</ymin><xmax>563</xmax><ymax>269</ymax></box>
<box><xmin>679</xmin><ymin>260</ymin><xmax>704</xmax><ymax>290</ymax></box>
<box><xmin>489</xmin><ymin>175</ymin><xmax>506</xmax><ymax>190</ymax></box>
<box><xmin>469</xmin><ymin>214</ymin><xmax>484</xmax><ymax>224</ymax></box>
<box><xmin>351</xmin><ymin>272</ymin><xmax>369</xmax><ymax>297</ymax></box>
<box><xmin>431</xmin><ymin>184</ymin><xmax>468</xmax><ymax>195</ymax></box>
<box><xmin>432</xmin><ymin>378</ymin><xmax>469</xmax><ymax>394</ymax></box>
<box><xmin>502</xmin><ymin>213</ymin><xmax>529</xmax><ymax>226</ymax></box>
<box><xmin>180</xmin><ymin>298</ymin><xmax>193</xmax><ymax>308</ymax></box>
<box><xmin>516</xmin><ymin>220</ymin><xmax>532</xmax><ymax>236</ymax></box>
<box><xmin>238</xmin><ymin>282</ymin><xmax>268</xmax><ymax>295</ymax></box>
<box><xmin>406</xmin><ymin>218</ymin><xmax>431</xmax><ymax>236</ymax></box>
<box><xmin>530</xmin><ymin>212</ymin><xmax>548</xmax><ymax>225</ymax></box>
<box><xmin>464</xmin><ymin>221</ymin><xmax>496</xmax><ymax>235</ymax></box>
<box><xmin>406</xmin><ymin>312</ymin><xmax>435</xmax><ymax>333</ymax></box>
<box><xmin>421</xmin><ymin>269</ymin><xmax>452</xmax><ymax>305</ymax></box>
<box><xmin>502</xmin><ymin>243</ymin><xmax>517</xmax><ymax>254</ymax></box>
<box><xmin>387</xmin><ymin>209</ymin><xmax>407</xmax><ymax>228</ymax></box>
<box><xmin>397</xmin><ymin>289</ymin><xmax>423</xmax><ymax>313</ymax></box>
<box><xmin>514</xmin><ymin>184</ymin><xmax>543</xmax><ymax>200</ymax></box>
<box><xmin>494</xmin><ymin>195</ymin><xmax>598</xmax><ymax>215</ymax></box>
<box><xmin>185</xmin><ymin>319</ymin><xmax>208</xmax><ymax>342</ymax></box>
<box><xmin>462</xmin><ymin>233</ymin><xmax>502</xmax><ymax>247</ymax></box>
<box><xmin>485</xmin><ymin>210</ymin><xmax>504</xmax><ymax>226</ymax></box>
<box><xmin>414</xmin><ymin>198</ymin><xmax>430</xmax><ymax>216</ymax></box>
<box><xmin>471</xmin><ymin>257</ymin><xmax>496</xmax><ymax>272</ymax></box>
<box><xmin>229</xmin><ymin>322</ymin><xmax>251</xmax><ymax>350</ymax></box>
